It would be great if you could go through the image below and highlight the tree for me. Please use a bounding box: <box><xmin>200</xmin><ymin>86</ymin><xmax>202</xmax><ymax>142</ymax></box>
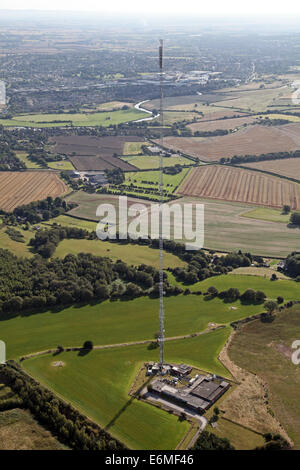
<box><xmin>192</xmin><ymin>431</ymin><xmax>235</xmax><ymax>450</ymax></box>
<box><xmin>264</xmin><ymin>300</ymin><xmax>277</xmax><ymax>314</ymax></box>
<box><xmin>207</xmin><ymin>286</ymin><xmax>218</xmax><ymax>297</ymax></box>
<box><xmin>290</xmin><ymin>212</ymin><xmax>300</xmax><ymax>226</ymax></box>
<box><xmin>255</xmin><ymin>290</ymin><xmax>266</xmax><ymax>303</ymax></box>
<box><xmin>241</xmin><ymin>289</ymin><xmax>256</xmax><ymax>303</ymax></box>
<box><xmin>282</xmin><ymin>205</ymin><xmax>291</xmax><ymax>214</ymax></box>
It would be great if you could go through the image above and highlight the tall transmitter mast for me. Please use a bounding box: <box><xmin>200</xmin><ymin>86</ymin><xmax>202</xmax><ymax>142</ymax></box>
<box><xmin>158</xmin><ymin>39</ymin><xmax>165</xmax><ymax>371</ymax></box>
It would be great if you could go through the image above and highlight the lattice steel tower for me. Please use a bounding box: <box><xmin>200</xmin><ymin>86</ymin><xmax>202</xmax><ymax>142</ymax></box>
<box><xmin>158</xmin><ymin>39</ymin><xmax>165</xmax><ymax>370</ymax></box>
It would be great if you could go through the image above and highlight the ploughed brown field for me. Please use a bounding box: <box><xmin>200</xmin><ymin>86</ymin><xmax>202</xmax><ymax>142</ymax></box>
<box><xmin>187</xmin><ymin>115</ymin><xmax>257</xmax><ymax>133</ymax></box>
<box><xmin>0</xmin><ymin>171</ymin><xmax>68</xmax><ymax>212</ymax></box>
<box><xmin>49</xmin><ymin>134</ymin><xmax>140</xmax><ymax>171</ymax></box>
<box><xmin>242</xmin><ymin>158</ymin><xmax>300</xmax><ymax>181</ymax></box>
<box><xmin>49</xmin><ymin>135</ymin><xmax>144</xmax><ymax>157</ymax></box>
<box><xmin>177</xmin><ymin>165</ymin><xmax>300</xmax><ymax>210</ymax></box>
<box><xmin>69</xmin><ymin>154</ymin><xmax>136</xmax><ymax>171</ymax></box>
<box><xmin>161</xmin><ymin>124</ymin><xmax>300</xmax><ymax>162</ymax></box>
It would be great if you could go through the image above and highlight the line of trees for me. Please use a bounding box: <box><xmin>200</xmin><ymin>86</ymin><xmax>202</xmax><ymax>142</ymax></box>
<box><xmin>0</xmin><ymin>248</ymin><xmax>183</xmax><ymax>317</ymax></box>
<box><xmin>221</xmin><ymin>149</ymin><xmax>300</xmax><ymax>165</ymax></box>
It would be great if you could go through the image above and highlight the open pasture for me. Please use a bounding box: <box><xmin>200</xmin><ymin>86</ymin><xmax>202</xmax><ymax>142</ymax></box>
<box><xmin>54</xmin><ymin>238</ymin><xmax>185</xmax><ymax>269</ymax></box>
<box><xmin>0</xmin><ymin>171</ymin><xmax>68</xmax><ymax>212</ymax></box>
<box><xmin>0</xmin><ymin>108</ymin><xmax>146</xmax><ymax>128</ymax></box>
<box><xmin>170</xmin><ymin>197</ymin><xmax>300</xmax><ymax>257</ymax></box>
<box><xmin>22</xmin><ymin>330</ymin><xmax>231</xmax><ymax>449</ymax></box>
<box><xmin>121</xmin><ymin>154</ymin><xmax>193</xmax><ymax>170</ymax></box>
<box><xmin>187</xmin><ymin>115</ymin><xmax>257</xmax><ymax>133</ymax></box>
<box><xmin>64</xmin><ymin>191</ymin><xmax>154</xmax><ymax>222</ymax></box>
<box><xmin>212</xmin><ymin>86</ymin><xmax>292</xmax><ymax>112</ymax></box>
<box><xmin>177</xmin><ymin>165</ymin><xmax>300</xmax><ymax>210</ymax></box>
<box><xmin>229</xmin><ymin>305</ymin><xmax>300</xmax><ymax>448</ymax></box>
<box><xmin>2</xmin><ymin>274</ymin><xmax>299</xmax><ymax>360</ymax></box>
<box><xmin>161</xmin><ymin>124</ymin><xmax>300</xmax><ymax>161</ymax></box>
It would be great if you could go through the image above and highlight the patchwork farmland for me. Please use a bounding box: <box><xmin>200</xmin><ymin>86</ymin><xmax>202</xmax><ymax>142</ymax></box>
<box><xmin>50</xmin><ymin>135</ymin><xmax>143</xmax><ymax>171</ymax></box>
<box><xmin>49</xmin><ymin>135</ymin><xmax>144</xmax><ymax>157</ymax></box>
<box><xmin>177</xmin><ymin>165</ymin><xmax>300</xmax><ymax>210</ymax></box>
<box><xmin>0</xmin><ymin>172</ymin><xmax>68</xmax><ymax>212</ymax></box>
<box><xmin>161</xmin><ymin>124</ymin><xmax>300</xmax><ymax>162</ymax></box>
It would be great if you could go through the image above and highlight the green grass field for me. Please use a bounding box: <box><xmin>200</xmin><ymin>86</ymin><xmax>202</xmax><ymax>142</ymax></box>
<box><xmin>210</xmin><ymin>418</ymin><xmax>265</xmax><ymax>450</ymax></box>
<box><xmin>15</xmin><ymin>152</ymin><xmax>42</xmax><ymax>169</ymax></box>
<box><xmin>123</xmin><ymin>142</ymin><xmax>146</xmax><ymax>155</ymax></box>
<box><xmin>168</xmin><ymin>272</ymin><xmax>300</xmax><ymax>300</ymax></box>
<box><xmin>124</xmin><ymin>168</ymin><xmax>190</xmax><ymax>194</ymax></box>
<box><xmin>0</xmin><ymin>108</ymin><xmax>147</xmax><ymax>128</ymax></box>
<box><xmin>0</xmin><ymin>227</ymin><xmax>33</xmax><ymax>257</ymax></box>
<box><xmin>121</xmin><ymin>154</ymin><xmax>193</xmax><ymax>170</ymax></box>
<box><xmin>229</xmin><ymin>305</ymin><xmax>300</xmax><ymax>449</ymax></box>
<box><xmin>43</xmin><ymin>214</ymin><xmax>98</xmax><ymax>231</ymax></box>
<box><xmin>54</xmin><ymin>238</ymin><xmax>185</xmax><ymax>269</ymax></box>
<box><xmin>2</xmin><ymin>274</ymin><xmax>299</xmax><ymax>359</ymax></box>
<box><xmin>242</xmin><ymin>207</ymin><xmax>291</xmax><ymax>224</ymax></box>
<box><xmin>47</xmin><ymin>160</ymin><xmax>75</xmax><ymax>170</ymax></box>
<box><xmin>22</xmin><ymin>328</ymin><xmax>230</xmax><ymax>449</ymax></box>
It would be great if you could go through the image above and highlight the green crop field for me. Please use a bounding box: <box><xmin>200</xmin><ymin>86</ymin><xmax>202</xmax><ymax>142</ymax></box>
<box><xmin>242</xmin><ymin>207</ymin><xmax>291</xmax><ymax>223</ymax></box>
<box><xmin>0</xmin><ymin>108</ymin><xmax>147</xmax><ymax>128</ymax></box>
<box><xmin>54</xmin><ymin>238</ymin><xmax>185</xmax><ymax>269</ymax></box>
<box><xmin>121</xmin><ymin>154</ymin><xmax>193</xmax><ymax>170</ymax></box>
<box><xmin>22</xmin><ymin>328</ymin><xmax>230</xmax><ymax>449</ymax></box>
<box><xmin>229</xmin><ymin>305</ymin><xmax>300</xmax><ymax>449</ymax></box>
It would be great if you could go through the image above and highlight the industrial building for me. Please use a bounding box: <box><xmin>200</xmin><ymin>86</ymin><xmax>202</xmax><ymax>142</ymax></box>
<box><xmin>148</xmin><ymin>374</ymin><xmax>230</xmax><ymax>415</ymax></box>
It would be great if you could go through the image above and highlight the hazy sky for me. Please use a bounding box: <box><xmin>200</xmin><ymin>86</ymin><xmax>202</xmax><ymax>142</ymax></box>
<box><xmin>1</xmin><ymin>0</ymin><xmax>300</xmax><ymax>17</ymax></box>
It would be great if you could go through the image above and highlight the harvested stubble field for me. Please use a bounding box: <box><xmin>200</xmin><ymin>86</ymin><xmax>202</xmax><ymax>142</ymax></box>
<box><xmin>161</xmin><ymin>124</ymin><xmax>300</xmax><ymax>162</ymax></box>
<box><xmin>177</xmin><ymin>165</ymin><xmax>300</xmax><ymax>210</ymax></box>
<box><xmin>0</xmin><ymin>171</ymin><xmax>68</xmax><ymax>212</ymax></box>
<box><xmin>187</xmin><ymin>115</ymin><xmax>257</xmax><ymax>133</ymax></box>
<box><xmin>242</xmin><ymin>158</ymin><xmax>300</xmax><ymax>181</ymax></box>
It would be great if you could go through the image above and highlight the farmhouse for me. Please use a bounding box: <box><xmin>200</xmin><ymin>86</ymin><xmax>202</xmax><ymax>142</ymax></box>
<box><xmin>148</xmin><ymin>374</ymin><xmax>230</xmax><ymax>415</ymax></box>
<box><xmin>86</xmin><ymin>173</ymin><xmax>108</xmax><ymax>185</ymax></box>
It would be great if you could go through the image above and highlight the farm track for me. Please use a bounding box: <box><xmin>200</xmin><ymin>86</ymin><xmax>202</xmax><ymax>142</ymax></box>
<box><xmin>20</xmin><ymin>326</ymin><xmax>225</xmax><ymax>362</ymax></box>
